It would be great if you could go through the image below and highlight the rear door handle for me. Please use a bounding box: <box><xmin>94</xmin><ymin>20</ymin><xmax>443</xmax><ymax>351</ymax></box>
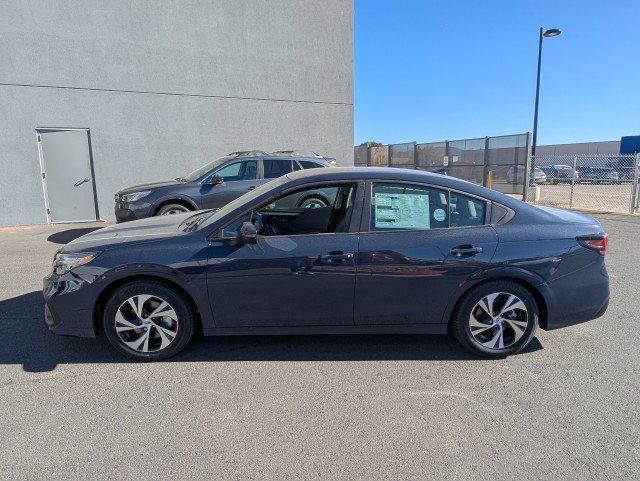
<box><xmin>319</xmin><ymin>251</ymin><xmax>354</xmax><ymax>264</ymax></box>
<box><xmin>450</xmin><ymin>245</ymin><xmax>483</xmax><ymax>257</ymax></box>
<box><xmin>246</xmin><ymin>186</ymin><xmax>256</xmax><ymax>191</ymax></box>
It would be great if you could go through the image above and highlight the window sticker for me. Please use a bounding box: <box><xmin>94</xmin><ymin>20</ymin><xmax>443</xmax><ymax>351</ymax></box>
<box><xmin>374</xmin><ymin>192</ymin><xmax>430</xmax><ymax>229</ymax></box>
<box><xmin>433</xmin><ymin>208</ymin><xmax>446</xmax><ymax>222</ymax></box>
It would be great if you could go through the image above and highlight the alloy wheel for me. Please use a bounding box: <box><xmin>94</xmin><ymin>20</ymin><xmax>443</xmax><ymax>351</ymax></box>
<box><xmin>162</xmin><ymin>207</ymin><xmax>188</xmax><ymax>215</ymax></box>
<box><xmin>115</xmin><ymin>295</ymin><xmax>179</xmax><ymax>353</ymax></box>
<box><xmin>468</xmin><ymin>292</ymin><xmax>529</xmax><ymax>350</ymax></box>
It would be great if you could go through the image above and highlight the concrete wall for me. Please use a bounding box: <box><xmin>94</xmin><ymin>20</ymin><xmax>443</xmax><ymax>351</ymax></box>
<box><xmin>0</xmin><ymin>0</ymin><xmax>354</xmax><ymax>226</ymax></box>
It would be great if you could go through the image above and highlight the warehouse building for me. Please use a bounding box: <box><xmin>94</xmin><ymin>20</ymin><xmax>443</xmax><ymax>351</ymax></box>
<box><xmin>0</xmin><ymin>1</ymin><xmax>354</xmax><ymax>226</ymax></box>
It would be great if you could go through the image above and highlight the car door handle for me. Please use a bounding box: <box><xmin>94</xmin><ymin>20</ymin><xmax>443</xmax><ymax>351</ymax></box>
<box><xmin>74</xmin><ymin>177</ymin><xmax>90</xmax><ymax>187</ymax></box>
<box><xmin>246</xmin><ymin>186</ymin><xmax>256</xmax><ymax>191</ymax></box>
<box><xmin>319</xmin><ymin>251</ymin><xmax>354</xmax><ymax>264</ymax></box>
<box><xmin>450</xmin><ymin>245</ymin><xmax>483</xmax><ymax>257</ymax></box>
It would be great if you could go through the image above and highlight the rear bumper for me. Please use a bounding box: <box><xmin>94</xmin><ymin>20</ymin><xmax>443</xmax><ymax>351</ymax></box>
<box><xmin>539</xmin><ymin>261</ymin><xmax>610</xmax><ymax>330</ymax></box>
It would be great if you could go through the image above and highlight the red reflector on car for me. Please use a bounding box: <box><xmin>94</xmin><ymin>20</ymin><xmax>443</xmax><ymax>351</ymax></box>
<box><xmin>578</xmin><ymin>234</ymin><xmax>608</xmax><ymax>256</ymax></box>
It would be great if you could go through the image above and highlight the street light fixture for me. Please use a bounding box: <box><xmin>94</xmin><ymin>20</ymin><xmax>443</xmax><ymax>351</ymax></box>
<box><xmin>531</xmin><ymin>27</ymin><xmax>562</xmax><ymax>158</ymax></box>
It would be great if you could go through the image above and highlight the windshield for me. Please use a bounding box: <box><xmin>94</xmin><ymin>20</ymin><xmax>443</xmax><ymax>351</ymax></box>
<box><xmin>183</xmin><ymin>155</ymin><xmax>235</xmax><ymax>182</ymax></box>
<box><xmin>196</xmin><ymin>177</ymin><xmax>286</xmax><ymax>231</ymax></box>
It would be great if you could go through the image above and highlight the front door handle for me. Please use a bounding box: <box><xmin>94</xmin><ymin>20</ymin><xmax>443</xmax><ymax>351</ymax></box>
<box><xmin>246</xmin><ymin>186</ymin><xmax>256</xmax><ymax>191</ymax></box>
<box><xmin>319</xmin><ymin>251</ymin><xmax>354</xmax><ymax>264</ymax></box>
<box><xmin>450</xmin><ymin>245</ymin><xmax>483</xmax><ymax>258</ymax></box>
<box><xmin>74</xmin><ymin>177</ymin><xmax>91</xmax><ymax>187</ymax></box>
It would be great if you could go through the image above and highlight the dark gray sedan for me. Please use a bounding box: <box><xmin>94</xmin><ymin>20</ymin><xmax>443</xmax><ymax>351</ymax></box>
<box><xmin>114</xmin><ymin>150</ymin><xmax>336</xmax><ymax>222</ymax></box>
<box><xmin>46</xmin><ymin>167</ymin><xmax>609</xmax><ymax>361</ymax></box>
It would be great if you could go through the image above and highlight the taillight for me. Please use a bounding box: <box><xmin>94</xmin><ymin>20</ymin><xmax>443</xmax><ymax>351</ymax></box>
<box><xmin>578</xmin><ymin>234</ymin><xmax>608</xmax><ymax>256</ymax></box>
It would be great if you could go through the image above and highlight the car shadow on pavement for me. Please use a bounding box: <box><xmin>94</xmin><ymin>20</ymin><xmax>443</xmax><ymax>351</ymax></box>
<box><xmin>47</xmin><ymin>227</ymin><xmax>103</xmax><ymax>245</ymax></box>
<box><xmin>1</xmin><ymin>291</ymin><xmax>543</xmax><ymax>373</ymax></box>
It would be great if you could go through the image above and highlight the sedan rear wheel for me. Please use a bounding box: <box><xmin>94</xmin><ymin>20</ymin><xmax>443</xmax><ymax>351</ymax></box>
<box><xmin>103</xmin><ymin>281</ymin><xmax>196</xmax><ymax>361</ymax></box>
<box><xmin>451</xmin><ymin>281</ymin><xmax>538</xmax><ymax>357</ymax></box>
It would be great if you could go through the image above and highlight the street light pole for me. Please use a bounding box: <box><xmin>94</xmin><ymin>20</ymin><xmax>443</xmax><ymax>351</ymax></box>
<box><xmin>531</xmin><ymin>27</ymin><xmax>561</xmax><ymax>158</ymax></box>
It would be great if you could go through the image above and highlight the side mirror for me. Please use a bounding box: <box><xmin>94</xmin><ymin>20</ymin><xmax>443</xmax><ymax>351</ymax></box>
<box><xmin>207</xmin><ymin>175</ymin><xmax>223</xmax><ymax>186</ymax></box>
<box><xmin>235</xmin><ymin>221</ymin><xmax>257</xmax><ymax>245</ymax></box>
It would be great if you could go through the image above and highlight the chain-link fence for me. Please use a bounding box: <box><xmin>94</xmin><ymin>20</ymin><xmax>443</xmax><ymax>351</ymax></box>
<box><xmin>528</xmin><ymin>153</ymin><xmax>640</xmax><ymax>214</ymax></box>
<box><xmin>354</xmin><ymin>133</ymin><xmax>530</xmax><ymax>195</ymax></box>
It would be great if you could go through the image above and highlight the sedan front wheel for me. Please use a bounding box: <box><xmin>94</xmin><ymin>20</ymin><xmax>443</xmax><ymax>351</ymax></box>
<box><xmin>103</xmin><ymin>281</ymin><xmax>196</xmax><ymax>361</ymax></box>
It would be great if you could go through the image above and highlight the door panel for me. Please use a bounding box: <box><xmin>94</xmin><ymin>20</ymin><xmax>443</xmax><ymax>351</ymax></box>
<box><xmin>207</xmin><ymin>234</ymin><xmax>358</xmax><ymax>327</ymax></box>
<box><xmin>355</xmin><ymin>227</ymin><xmax>498</xmax><ymax>325</ymax></box>
<box><xmin>37</xmin><ymin>129</ymin><xmax>97</xmax><ymax>223</ymax></box>
<box><xmin>200</xmin><ymin>180</ymin><xmax>259</xmax><ymax>209</ymax></box>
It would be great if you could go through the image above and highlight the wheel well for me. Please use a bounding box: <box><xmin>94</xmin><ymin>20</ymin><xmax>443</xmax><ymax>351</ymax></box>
<box><xmin>297</xmin><ymin>193</ymin><xmax>329</xmax><ymax>207</ymax></box>
<box><xmin>153</xmin><ymin>199</ymin><xmax>195</xmax><ymax>215</ymax></box>
<box><xmin>92</xmin><ymin>275</ymin><xmax>202</xmax><ymax>336</ymax></box>
<box><xmin>448</xmin><ymin>276</ymin><xmax>548</xmax><ymax>329</ymax></box>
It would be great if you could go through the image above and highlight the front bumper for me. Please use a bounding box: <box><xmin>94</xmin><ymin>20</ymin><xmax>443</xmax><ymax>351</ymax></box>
<box><xmin>114</xmin><ymin>201</ymin><xmax>154</xmax><ymax>223</ymax></box>
<box><xmin>43</xmin><ymin>273</ymin><xmax>98</xmax><ymax>338</ymax></box>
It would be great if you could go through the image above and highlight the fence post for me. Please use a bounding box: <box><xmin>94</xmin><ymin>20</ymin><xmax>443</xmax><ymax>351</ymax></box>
<box><xmin>631</xmin><ymin>153</ymin><xmax>640</xmax><ymax>214</ymax></box>
<box><xmin>569</xmin><ymin>154</ymin><xmax>577</xmax><ymax>208</ymax></box>
<box><xmin>366</xmin><ymin>145</ymin><xmax>371</xmax><ymax>167</ymax></box>
<box><xmin>413</xmin><ymin>142</ymin><xmax>417</xmax><ymax>169</ymax></box>
<box><xmin>482</xmin><ymin>137</ymin><xmax>490</xmax><ymax>187</ymax></box>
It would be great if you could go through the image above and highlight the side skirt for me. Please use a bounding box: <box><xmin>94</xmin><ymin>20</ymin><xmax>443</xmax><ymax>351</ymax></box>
<box><xmin>203</xmin><ymin>323</ymin><xmax>448</xmax><ymax>337</ymax></box>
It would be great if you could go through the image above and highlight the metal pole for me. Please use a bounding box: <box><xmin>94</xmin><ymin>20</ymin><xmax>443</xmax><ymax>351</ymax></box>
<box><xmin>631</xmin><ymin>153</ymin><xmax>640</xmax><ymax>214</ymax></box>
<box><xmin>531</xmin><ymin>28</ymin><xmax>544</xmax><ymax>158</ymax></box>
<box><xmin>523</xmin><ymin>132</ymin><xmax>531</xmax><ymax>201</ymax></box>
<box><xmin>570</xmin><ymin>154</ymin><xmax>577</xmax><ymax>208</ymax></box>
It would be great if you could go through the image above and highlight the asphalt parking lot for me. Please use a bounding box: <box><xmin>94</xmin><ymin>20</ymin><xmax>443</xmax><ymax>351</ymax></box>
<box><xmin>1</xmin><ymin>214</ymin><xmax>639</xmax><ymax>480</ymax></box>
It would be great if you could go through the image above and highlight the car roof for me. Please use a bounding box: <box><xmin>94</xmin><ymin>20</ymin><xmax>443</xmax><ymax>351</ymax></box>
<box><xmin>284</xmin><ymin>167</ymin><xmax>524</xmax><ymax>208</ymax></box>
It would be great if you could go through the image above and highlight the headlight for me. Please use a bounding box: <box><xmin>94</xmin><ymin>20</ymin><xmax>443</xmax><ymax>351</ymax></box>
<box><xmin>53</xmin><ymin>251</ymin><xmax>99</xmax><ymax>275</ymax></box>
<box><xmin>121</xmin><ymin>190</ymin><xmax>151</xmax><ymax>203</ymax></box>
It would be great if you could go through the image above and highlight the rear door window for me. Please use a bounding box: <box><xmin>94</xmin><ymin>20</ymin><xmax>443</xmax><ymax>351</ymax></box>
<box><xmin>369</xmin><ymin>183</ymin><xmax>488</xmax><ymax>230</ymax></box>
<box><xmin>263</xmin><ymin>159</ymin><xmax>294</xmax><ymax>179</ymax></box>
<box><xmin>370</xmin><ymin>183</ymin><xmax>449</xmax><ymax>231</ymax></box>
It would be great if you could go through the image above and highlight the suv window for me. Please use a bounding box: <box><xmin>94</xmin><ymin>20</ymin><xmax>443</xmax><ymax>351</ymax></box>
<box><xmin>370</xmin><ymin>183</ymin><xmax>487</xmax><ymax>231</ymax></box>
<box><xmin>299</xmin><ymin>160</ymin><xmax>324</xmax><ymax>169</ymax></box>
<box><xmin>221</xmin><ymin>183</ymin><xmax>357</xmax><ymax>238</ymax></box>
<box><xmin>214</xmin><ymin>160</ymin><xmax>257</xmax><ymax>181</ymax></box>
<box><xmin>263</xmin><ymin>159</ymin><xmax>293</xmax><ymax>179</ymax></box>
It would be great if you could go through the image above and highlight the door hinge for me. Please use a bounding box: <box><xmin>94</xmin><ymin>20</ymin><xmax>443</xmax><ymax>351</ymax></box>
<box><xmin>46</xmin><ymin>208</ymin><xmax>51</xmax><ymax>215</ymax></box>
<box><xmin>37</xmin><ymin>134</ymin><xmax>41</xmax><ymax>142</ymax></box>
<box><xmin>42</xmin><ymin>172</ymin><xmax>46</xmax><ymax>179</ymax></box>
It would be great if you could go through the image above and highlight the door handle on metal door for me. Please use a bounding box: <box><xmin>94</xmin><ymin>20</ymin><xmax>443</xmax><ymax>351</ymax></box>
<box><xmin>319</xmin><ymin>251</ymin><xmax>354</xmax><ymax>264</ymax></box>
<box><xmin>450</xmin><ymin>245</ymin><xmax>483</xmax><ymax>257</ymax></box>
<box><xmin>74</xmin><ymin>177</ymin><xmax>91</xmax><ymax>187</ymax></box>
<box><xmin>246</xmin><ymin>186</ymin><xmax>256</xmax><ymax>191</ymax></box>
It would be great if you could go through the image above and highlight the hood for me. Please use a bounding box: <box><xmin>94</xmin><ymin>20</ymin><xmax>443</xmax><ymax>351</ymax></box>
<box><xmin>64</xmin><ymin>212</ymin><xmax>196</xmax><ymax>251</ymax></box>
<box><xmin>117</xmin><ymin>180</ymin><xmax>185</xmax><ymax>194</ymax></box>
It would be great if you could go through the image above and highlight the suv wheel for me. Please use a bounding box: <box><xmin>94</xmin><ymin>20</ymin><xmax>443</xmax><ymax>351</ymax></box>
<box><xmin>103</xmin><ymin>281</ymin><xmax>196</xmax><ymax>361</ymax></box>
<box><xmin>298</xmin><ymin>196</ymin><xmax>328</xmax><ymax>209</ymax></box>
<box><xmin>157</xmin><ymin>203</ymin><xmax>190</xmax><ymax>215</ymax></box>
<box><xmin>450</xmin><ymin>281</ymin><xmax>538</xmax><ymax>358</ymax></box>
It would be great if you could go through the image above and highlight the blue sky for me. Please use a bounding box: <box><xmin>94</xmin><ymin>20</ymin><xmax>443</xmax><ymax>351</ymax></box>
<box><xmin>354</xmin><ymin>0</ymin><xmax>640</xmax><ymax>146</ymax></box>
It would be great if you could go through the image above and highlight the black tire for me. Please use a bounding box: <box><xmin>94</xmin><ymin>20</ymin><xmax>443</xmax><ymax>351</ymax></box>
<box><xmin>156</xmin><ymin>203</ymin><xmax>190</xmax><ymax>216</ymax></box>
<box><xmin>297</xmin><ymin>195</ymin><xmax>328</xmax><ymax>209</ymax></box>
<box><xmin>450</xmin><ymin>280</ymin><xmax>538</xmax><ymax>358</ymax></box>
<box><xmin>103</xmin><ymin>281</ymin><xmax>196</xmax><ymax>361</ymax></box>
